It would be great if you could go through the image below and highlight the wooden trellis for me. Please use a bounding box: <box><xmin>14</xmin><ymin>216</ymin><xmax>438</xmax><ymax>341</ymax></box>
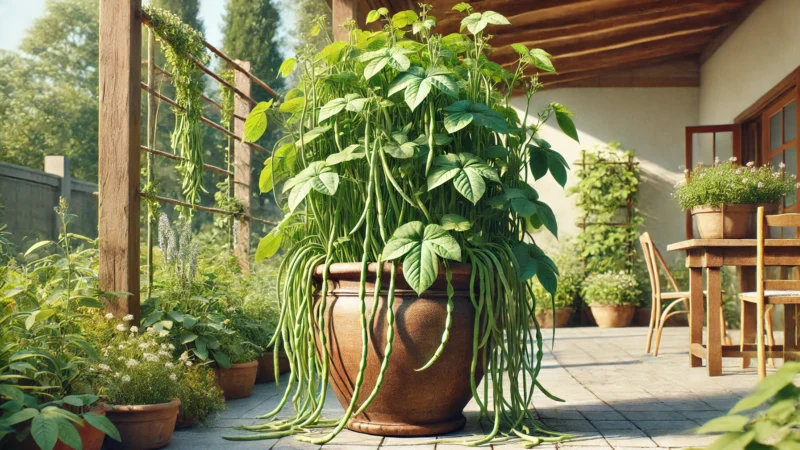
<box><xmin>98</xmin><ymin>0</ymin><xmax>284</xmax><ymax>320</ymax></box>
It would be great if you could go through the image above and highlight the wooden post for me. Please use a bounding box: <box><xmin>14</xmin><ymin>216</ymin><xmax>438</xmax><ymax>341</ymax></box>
<box><xmin>44</xmin><ymin>156</ymin><xmax>71</xmax><ymax>237</ymax></box>
<box><xmin>233</xmin><ymin>60</ymin><xmax>252</xmax><ymax>274</ymax></box>
<box><xmin>98</xmin><ymin>0</ymin><xmax>142</xmax><ymax>320</ymax></box>
<box><xmin>332</xmin><ymin>0</ymin><xmax>358</xmax><ymax>41</ymax></box>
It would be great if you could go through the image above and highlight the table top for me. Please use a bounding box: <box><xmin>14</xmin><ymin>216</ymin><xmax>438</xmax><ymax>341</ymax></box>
<box><xmin>667</xmin><ymin>239</ymin><xmax>800</xmax><ymax>251</ymax></box>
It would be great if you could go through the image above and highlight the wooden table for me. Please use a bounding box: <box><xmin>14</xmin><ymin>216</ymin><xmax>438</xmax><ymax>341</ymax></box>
<box><xmin>667</xmin><ymin>239</ymin><xmax>800</xmax><ymax>376</ymax></box>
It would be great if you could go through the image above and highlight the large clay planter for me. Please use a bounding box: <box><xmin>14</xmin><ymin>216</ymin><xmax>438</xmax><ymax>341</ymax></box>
<box><xmin>691</xmin><ymin>203</ymin><xmax>778</xmax><ymax>239</ymax></box>
<box><xmin>255</xmin><ymin>351</ymin><xmax>291</xmax><ymax>384</ymax></box>
<box><xmin>105</xmin><ymin>399</ymin><xmax>180</xmax><ymax>450</ymax></box>
<box><xmin>314</xmin><ymin>262</ymin><xmax>484</xmax><ymax>437</ymax></box>
<box><xmin>18</xmin><ymin>406</ymin><xmax>107</xmax><ymax>450</ymax></box>
<box><xmin>216</xmin><ymin>360</ymin><xmax>258</xmax><ymax>399</ymax></box>
<box><xmin>590</xmin><ymin>304</ymin><xmax>636</xmax><ymax>328</ymax></box>
<box><xmin>534</xmin><ymin>307</ymin><xmax>573</xmax><ymax>328</ymax></box>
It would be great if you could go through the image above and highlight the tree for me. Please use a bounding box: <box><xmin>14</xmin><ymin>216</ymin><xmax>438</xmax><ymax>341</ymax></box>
<box><xmin>0</xmin><ymin>0</ymin><xmax>99</xmax><ymax>182</ymax></box>
<box><xmin>152</xmin><ymin>0</ymin><xmax>204</xmax><ymax>35</ymax></box>
<box><xmin>222</xmin><ymin>0</ymin><xmax>285</xmax><ymax>98</ymax></box>
<box><xmin>293</xmin><ymin>0</ymin><xmax>331</xmax><ymax>53</ymax></box>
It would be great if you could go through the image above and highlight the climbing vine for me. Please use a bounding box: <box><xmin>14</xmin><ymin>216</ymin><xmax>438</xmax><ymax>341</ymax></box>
<box><xmin>568</xmin><ymin>142</ymin><xmax>643</xmax><ymax>274</ymax></box>
<box><xmin>143</xmin><ymin>5</ymin><xmax>209</xmax><ymax>205</ymax></box>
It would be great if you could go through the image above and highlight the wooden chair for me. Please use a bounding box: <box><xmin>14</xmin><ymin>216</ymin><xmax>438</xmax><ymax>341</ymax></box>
<box><xmin>738</xmin><ymin>207</ymin><xmax>800</xmax><ymax>379</ymax></box>
<box><xmin>640</xmin><ymin>232</ymin><xmax>732</xmax><ymax>356</ymax></box>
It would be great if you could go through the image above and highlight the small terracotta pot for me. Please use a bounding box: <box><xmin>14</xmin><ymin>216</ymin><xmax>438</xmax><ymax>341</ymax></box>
<box><xmin>590</xmin><ymin>304</ymin><xmax>636</xmax><ymax>328</ymax></box>
<box><xmin>314</xmin><ymin>262</ymin><xmax>484</xmax><ymax>437</ymax></box>
<box><xmin>255</xmin><ymin>351</ymin><xmax>291</xmax><ymax>384</ymax></box>
<box><xmin>18</xmin><ymin>405</ymin><xmax>107</xmax><ymax>450</ymax></box>
<box><xmin>691</xmin><ymin>203</ymin><xmax>778</xmax><ymax>239</ymax></box>
<box><xmin>534</xmin><ymin>307</ymin><xmax>573</xmax><ymax>328</ymax></box>
<box><xmin>105</xmin><ymin>399</ymin><xmax>180</xmax><ymax>450</ymax></box>
<box><xmin>216</xmin><ymin>360</ymin><xmax>258</xmax><ymax>399</ymax></box>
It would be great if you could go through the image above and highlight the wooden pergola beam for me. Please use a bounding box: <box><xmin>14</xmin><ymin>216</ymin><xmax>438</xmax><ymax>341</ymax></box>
<box><xmin>98</xmin><ymin>0</ymin><xmax>141</xmax><ymax>320</ymax></box>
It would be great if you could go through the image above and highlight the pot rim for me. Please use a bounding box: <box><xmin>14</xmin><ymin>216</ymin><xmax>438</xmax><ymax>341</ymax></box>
<box><xmin>691</xmin><ymin>202</ymin><xmax>779</xmax><ymax>213</ymax></box>
<box><xmin>588</xmin><ymin>303</ymin><xmax>637</xmax><ymax>308</ymax></box>
<box><xmin>107</xmin><ymin>398</ymin><xmax>181</xmax><ymax>412</ymax></box>
<box><xmin>313</xmin><ymin>262</ymin><xmax>472</xmax><ymax>282</ymax></box>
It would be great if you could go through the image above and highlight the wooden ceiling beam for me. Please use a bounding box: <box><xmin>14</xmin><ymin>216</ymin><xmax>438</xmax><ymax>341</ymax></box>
<box><xmin>700</xmin><ymin>0</ymin><xmax>766</xmax><ymax>63</ymax></box>
<box><xmin>539</xmin><ymin>57</ymin><xmax>700</xmax><ymax>89</ymax></box>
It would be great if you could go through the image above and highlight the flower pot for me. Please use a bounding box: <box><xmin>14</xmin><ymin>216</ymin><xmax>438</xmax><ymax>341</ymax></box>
<box><xmin>216</xmin><ymin>360</ymin><xmax>258</xmax><ymax>400</ymax></box>
<box><xmin>534</xmin><ymin>307</ymin><xmax>573</xmax><ymax>328</ymax></box>
<box><xmin>105</xmin><ymin>399</ymin><xmax>180</xmax><ymax>450</ymax></box>
<box><xmin>18</xmin><ymin>405</ymin><xmax>107</xmax><ymax>450</ymax></box>
<box><xmin>691</xmin><ymin>203</ymin><xmax>778</xmax><ymax>239</ymax></box>
<box><xmin>590</xmin><ymin>304</ymin><xmax>636</xmax><ymax>328</ymax></box>
<box><xmin>314</xmin><ymin>262</ymin><xmax>484</xmax><ymax>437</ymax></box>
<box><xmin>255</xmin><ymin>351</ymin><xmax>291</xmax><ymax>384</ymax></box>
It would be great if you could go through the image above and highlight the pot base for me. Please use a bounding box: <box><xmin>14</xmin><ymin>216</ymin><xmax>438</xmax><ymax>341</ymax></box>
<box><xmin>348</xmin><ymin>414</ymin><xmax>465</xmax><ymax>437</ymax></box>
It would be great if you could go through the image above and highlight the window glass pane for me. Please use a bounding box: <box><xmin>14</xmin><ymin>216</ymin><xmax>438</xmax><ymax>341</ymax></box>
<box><xmin>785</xmin><ymin>101</ymin><xmax>797</xmax><ymax>143</ymax></box>
<box><xmin>714</xmin><ymin>132</ymin><xmax>733</xmax><ymax>162</ymax></box>
<box><xmin>692</xmin><ymin>133</ymin><xmax>714</xmax><ymax>168</ymax></box>
<box><xmin>771</xmin><ymin>110</ymin><xmax>783</xmax><ymax>151</ymax></box>
<box><xmin>771</xmin><ymin>153</ymin><xmax>783</xmax><ymax>171</ymax></box>
<box><xmin>783</xmin><ymin>227</ymin><xmax>797</xmax><ymax>238</ymax></box>
<box><xmin>786</xmin><ymin>147</ymin><xmax>797</xmax><ymax>207</ymax></box>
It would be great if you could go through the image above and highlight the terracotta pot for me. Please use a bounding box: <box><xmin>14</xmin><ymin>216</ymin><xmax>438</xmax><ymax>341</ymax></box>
<box><xmin>216</xmin><ymin>360</ymin><xmax>258</xmax><ymax>399</ymax></box>
<box><xmin>314</xmin><ymin>262</ymin><xmax>484</xmax><ymax>437</ymax></box>
<box><xmin>105</xmin><ymin>399</ymin><xmax>180</xmax><ymax>450</ymax></box>
<box><xmin>590</xmin><ymin>304</ymin><xmax>636</xmax><ymax>328</ymax></box>
<box><xmin>255</xmin><ymin>351</ymin><xmax>291</xmax><ymax>384</ymax></box>
<box><xmin>18</xmin><ymin>405</ymin><xmax>107</xmax><ymax>450</ymax></box>
<box><xmin>635</xmin><ymin>307</ymin><xmax>688</xmax><ymax>327</ymax></box>
<box><xmin>691</xmin><ymin>203</ymin><xmax>778</xmax><ymax>239</ymax></box>
<box><xmin>534</xmin><ymin>307</ymin><xmax>573</xmax><ymax>328</ymax></box>
<box><xmin>174</xmin><ymin>409</ymin><xmax>198</xmax><ymax>430</ymax></box>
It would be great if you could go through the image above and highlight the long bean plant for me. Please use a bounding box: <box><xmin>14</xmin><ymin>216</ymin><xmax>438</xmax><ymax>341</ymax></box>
<box><xmin>231</xmin><ymin>4</ymin><xmax>579</xmax><ymax>446</ymax></box>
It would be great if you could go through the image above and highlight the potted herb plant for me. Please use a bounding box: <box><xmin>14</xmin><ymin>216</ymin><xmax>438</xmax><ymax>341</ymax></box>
<box><xmin>582</xmin><ymin>271</ymin><xmax>641</xmax><ymax>328</ymax></box>
<box><xmin>213</xmin><ymin>329</ymin><xmax>260</xmax><ymax>400</ymax></box>
<box><xmin>92</xmin><ymin>318</ymin><xmax>181</xmax><ymax>450</ymax></box>
<box><xmin>174</xmin><ymin>365</ymin><xmax>225</xmax><ymax>429</ymax></box>
<box><xmin>233</xmin><ymin>3</ymin><xmax>578</xmax><ymax>445</ymax></box>
<box><xmin>674</xmin><ymin>160</ymin><xmax>794</xmax><ymax>239</ymax></box>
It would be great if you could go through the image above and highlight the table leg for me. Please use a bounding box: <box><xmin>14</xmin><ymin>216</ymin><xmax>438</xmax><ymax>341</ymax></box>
<box><xmin>706</xmin><ymin>267</ymin><xmax>722</xmax><ymax>376</ymax></box>
<box><xmin>785</xmin><ymin>304</ymin><xmax>798</xmax><ymax>362</ymax></box>
<box><xmin>740</xmin><ymin>266</ymin><xmax>756</xmax><ymax>369</ymax></box>
<box><xmin>690</xmin><ymin>267</ymin><xmax>704</xmax><ymax>368</ymax></box>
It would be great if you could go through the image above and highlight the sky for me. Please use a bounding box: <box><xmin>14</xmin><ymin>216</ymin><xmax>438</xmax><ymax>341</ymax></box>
<box><xmin>0</xmin><ymin>0</ymin><xmax>295</xmax><ymax>52</ymax></box>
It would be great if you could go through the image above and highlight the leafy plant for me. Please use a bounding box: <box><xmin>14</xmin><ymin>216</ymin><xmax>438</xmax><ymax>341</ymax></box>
<box><xmin>234</xmin><ymin>3</ymin><xmax>579</xmax><ymax>446</ymax></box>
<box><xmin>144</xmin><ymin>5</ymin><xmax>210</xmax><ymax>205</ymax></box>
<box><xmin>675</xmin><ymin>160</ymin><xmax>795</xmax><ymax>210</ymax></box>
<box><xmin>581</xmin><ymin>272</ymin><xmax>641</xmax><ymax>306</ymax></box>
<box><xmin>532</xmin><ymin>242</ymin><xmax>583</xmax><ymax>313</ymax></box>
<box><xmin>694</xmin><ymin>362</ymin><xmax>800</xmax><ymax>449</ymax></box>
<box><xmin>175</xmin><ymin>365</ymin><xmax>225</xmax><ymax>425</ymax></box>
<box><xmin>568</xmin><ymin>143</ymin><xmax>642</xmax><ymax>274</ymax></box>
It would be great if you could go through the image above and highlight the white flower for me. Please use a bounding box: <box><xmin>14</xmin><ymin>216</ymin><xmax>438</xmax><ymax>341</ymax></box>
<box><xmin>773</xmin><ymin>172</ymin><xmax>781</xmax><ymax>178</ymax></box>
<box><xmin>138</xmin><ymin>342</ymin><xmax>151</xmax><ymax>349</ymax></box>
<box><xmin>780</xmin><ymin>162</ymin><xmax>786</xmax><ymax>168</ymax></box>
<box><xmin>129</xmin><ymin>326</ymin><xmax>139</xmax><ymax>333</ymax></box>
<box><xmin>158</xmin><ymin>350</ymin><xmax>170</xmax><ymax>357</ymax></box>
<box><xmin>117</xmin><ymin>356</ymin><xmax>125</xmax><ymax>361</ymax></box>
<box><xmin>699</xmin><ymin>173</ymin><xmax>706</xmax><ymax>178</ymax></box>
<box><xmin>143</xmin><ymin>353</ymin><xmax>159</xmax><ymax>362</ymax></box>
<box><xmin>751</xmin><ymin>167</ymin><xmax>757</xmax><ymax>173</ymax></box>
<box><xmin>123</xmin><ymin>314</ymin><xmax>134</xmax><ymax>321</ymax></box>
<box><xmin>114</xmin><ymin>372</ymin><xmax>121</xmax><ymax>378</ymax></box>
<box><xmin>160</xmin><ymin>344</ymin><xmax>168</xmax><ymax>350</ymax></box>
<box><xmin>714</xmin><ymin>156</ymin><xmax>720</xmax><ymax>165</ymax></box>
<box><xmin>121</xmin><ymin>375</ymin><xmax>131</xmax><ymax>383</ymax></box>
<box><xmin>758</xmin><ymin>182</ymin><xmax>765</xmax><ymax>188</ymax></box>
<box><xmin>98</xmin><ymin>364</ymin><xmax>111</xmax><ymax>371</ymax></box>
<box><xmin>747</xmin><ymin>161</ymin><xmax>755</xmax><ymax>167</ymax></box>
<box><xmin>792</xmin><ymin>174</ymin><xmax>797</xmax><ymax>180</ymax></box>
<box><xmin>105</xmin><ymin>313</ymin><xmax>114</xmax><ymax>320</ymax></box>
<box><xmin>735</xmin><ymin>169</ymin><xmax>741</xmax><ymax>174</ymax></box>
<box><xmin>742</xmin><ymin>178</ymin><xmax>748</xmax><ymax>183</ymax></box>
<box><xmin>179</xmin><ymin>351</ymin><xmax>189</xmax><ymax>362</ymax></box>
<box><xmin>795</xmin><ymin>182</ymin><xmax>800</xmax><ymax>188</ymax></box>
<box><xmin>185</xmin><ymin>361</ymin><xmax>193</xmax><ymax>367</ymax></box>
<box><xmin>168</xmin><ymin>344</ymin><xmax>175</xmax><ymax>350</ymax></box>
<box><xmin>159</xmin><ymin>331</ymin><xmax>169</xmax><ymax>338</ymax></box>
<box><xmin>223</xmin><ymin>319</ymin><xmax>231</xmax><ymax>325</ymax></box>
<box><xmin>169</xmin><ymin>373</ymin><xmax>178</xmax><ymax>381</ymax></box>
<box><xmin>126</xmin><ymin>359</ymin><xmax>139</xmax><ymax>367</ymax></box>
<box><xmin>165</xmin><ymin>362</ymin><xmax>174</xmax><ymax>368</ymax></box>
<box><xmin>730</xmin><ymin>156</ymin><xmax>737</xmax><ymax>162</ymax></box>
<box><xmin>683</xmin><ymin>168</ymin><xmax>689</xmax><ymax>174</ymax></box>
<box><xmin>116</xmin><ymin>324</ymin><xmax>127</xmax><ymax>332</ymax></box>
<box><xmin>147</xmin><ymin>327</ymin><xmax>156</xmax><ymax>335</ymax></box>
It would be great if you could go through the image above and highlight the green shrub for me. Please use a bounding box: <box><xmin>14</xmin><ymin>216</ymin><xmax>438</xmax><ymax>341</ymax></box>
<box><xmin>176</xmin><ymin>365</ymin><xmax>225</xmax><ymax>424</ymax></box>
<box><xmin>674</xmin><ymin>160</ymin><xmax>795</xmax><ymax>210</ymax></box>
<box><xmin>581</xmin><ymin>271</ymin><xmax>641</xmax><ymax>306</ymax></box>
<box><xmin>532</xmin><ymin>243</ymin><xmax>583</xmax><ymax>312</ymax></box>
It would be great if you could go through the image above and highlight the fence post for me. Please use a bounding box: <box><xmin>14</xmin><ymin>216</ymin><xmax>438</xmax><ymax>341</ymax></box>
<box><xmin>233</xmin><ymin>60</ymin><xmax>252</xmax><ymax>274</ymax></box>
<box><xmin>98</xmin><ymin>0</ymin><xmax>142</xmax><ymax>320</ymax></box>
<box><xmin>44</xmin><ymin>156</ymin><xmax>71</xmax><ymax>237</ymax></box>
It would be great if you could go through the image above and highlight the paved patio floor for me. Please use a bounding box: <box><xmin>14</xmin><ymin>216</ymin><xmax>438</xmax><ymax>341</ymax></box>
<box><xmin>171</xmin><ymin>327</ymin><xmax>768</xmax><ymax>450</ymax></box>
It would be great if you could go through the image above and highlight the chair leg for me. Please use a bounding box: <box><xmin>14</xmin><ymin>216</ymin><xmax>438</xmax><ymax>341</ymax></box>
<box><xmin>765</xmin><ymin>305</ymin><xmax>775</xmax><ymax>367</ymax></box>
<box><xmin>721</xmin><ymin>310</ymin><xmax>732</xmax><ymax>346</ymax></box>
<box><xmin>645</xmin><ymin>299</ymin><xmax>657</xmax><ymax>354</ymax></box>
<box><xmin>757</xmin><ymin>302</ymin><xmax>766</xmax><ymax>380</ymax></box>
<box><xmin>653</xmin><ymin>298</ymin><xmax>685</xmax><ymax>357</ymax></box>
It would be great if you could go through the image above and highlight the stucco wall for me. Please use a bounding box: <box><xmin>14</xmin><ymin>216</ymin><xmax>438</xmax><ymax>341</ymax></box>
<box><xmin>512</xmin><ymin>88</ymin><xmax>699</xmax><ymax>254</ymax></box>
<box><xmin>699</xmin><ymin>0</ymin><xmax>800</xmax><ymax>124</ymax></box>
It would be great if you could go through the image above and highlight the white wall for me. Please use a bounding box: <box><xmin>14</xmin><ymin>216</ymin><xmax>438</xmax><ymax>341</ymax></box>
<box><xmin>513</xmin><ymin>88</ymin><xmax>699</xmax><ymax>253</ymax></box>
<box><xmin>699</xmin><ymin>0</ymin><xmax>800</xmax><ymax>124</ymax></box>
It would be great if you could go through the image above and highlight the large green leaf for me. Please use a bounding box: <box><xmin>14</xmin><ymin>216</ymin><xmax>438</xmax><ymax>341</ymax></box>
<box><xmin>56</xmin><ymin>418</ymin><xmax>82</xmax><ymax>450</ymax></box>
<box><xmin>327</xmin><ymin>144</ymin><xmax>367</xmax><ymax>165</ymax></box>
<box><xmin>527</xmin><ymin>48</ymin><xmax>556</xmax><ymax>73</ymax></box>
<box><xmin>83</xmin><ymin>413</ymin><xmax>121</xmax><ymax>442</ymax></box>
<box><xmin>278</xmin><ymin>58</ymin><xmax>296</xmax><ymax>78</ymax></box>
<box><xmin>460</xmin><ymin>11</ymin><xmax>509</xmax><ymax>34</ymax></box>
<box><xmin>534</xmin><ymin>200</ymin><xmax>558</xmax><ymax>238</ymax></box>
<box><xmin>244</xmin><ymin>100</ymin><xmax>274</xmax><ymax>143</ymax></box>
<box><xmin>528</xmin><ymin>137</ymin><xmax>569</xmax><ymax>187</ymax></box>
<box><xmin>318</xmin><ymin>94</ymin><xmax>368</xmax><ymax>122</ymax></box>
<box><xmin>31</xmin><ymin>414</ymin><xmax>59</xmax><ymax>450</ymax></box>
<box><xmin>731</xmin><ymin>362</ymin><xmax>800</xmax><ymax>413</ymax></box>
<box><xmin>695</xmin><ymin>415</ymin><xmax>749</xmax><ymax>434</ymax></box>
<box><xmin>440</xmin><ymin>214</ymin><xmax>471</xmax><ymax>232</ymax></box>
<box><xmin>383</xmin><ymin>222</ymin><xmax>461</xmax><ymax>294</ymax></box>
<box><xmin>391</xmin><ymin>10</ymin><xmax>418</xmax><ymax>28</ymax></box>
<box><xmin>3</xmin><ymin>407</ymin><xmax>39</xmax><ymax>425</ymax></box>
<box><xmin>259</xmin><ymin>143</ymin><xmax>297</xmax><ymax>194</ymax></box>
<box><xmin>443</xmin><ymin>100</ymin><xmax>510</xmax><ymax>133</ymax></box>
<box><xmin>283</xmin><ymin>161</ymin><xmax>340</xmax><ymax>212</ymax></box>
<box><xmin>315</xmin><ymin>41</ymin><xmax>349</xmax><ymax>65</ymax></box>
<box><xmin>359</xmin><ymin>47</ymin><xmax>413</xmax><ymax>80</ymax></box>
<box><xmin>512</xmin><ymin>242</ymin><xmax>559</xmax><ymax>297</ymax></box>
<box><xmin>427</xmin><ymin>153</ymin><xmax>500</xmax><ymax>203</ymax></box>
<box><xmin>294</xmin><ymin>125</ymin><xmax>331</xmax><ymax>148</ymax></box>
<box><xmin>255</xmin><ymin>228</ymin><xmax>282</xmax><ymax>261</ymax></box>
<box><xmin>388</xmin><ymin>66</ymin><xmax>458</xmax><ymax>110</ymax></box>
<box><xmin>551</xmin><ymin>102</ymin><xmax>579</xmax><ymax>142</ymax></box>
<box><xmin>384</xmin><ymin>132</ymin><xmax>418</xmax><ymax>159</ymax></box>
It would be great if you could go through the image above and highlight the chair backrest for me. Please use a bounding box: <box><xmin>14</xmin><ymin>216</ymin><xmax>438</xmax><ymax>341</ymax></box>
<box><xmin>756</xmin><ymin>208</ymin><xmax>800</xmax><ymax>296</ymax></box>
<box><xmin>639</xmin><ymin>232</ymin><xmax>681</xmax><ymax>300</ymax></box>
